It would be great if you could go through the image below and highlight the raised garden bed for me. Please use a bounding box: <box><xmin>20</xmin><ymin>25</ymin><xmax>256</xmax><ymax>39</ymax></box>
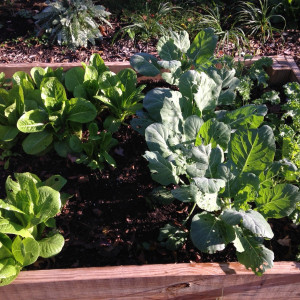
<box><xmin>0</xmin><ymin>55</ymin><xmax>299</xmax><ymax>299</ymax></box>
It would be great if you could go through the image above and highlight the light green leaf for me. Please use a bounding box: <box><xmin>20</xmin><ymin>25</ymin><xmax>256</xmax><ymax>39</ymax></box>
<box><xmin>22</xmin><ymin>131</ymin><xmax>53</xmax><ymax>155</ymax></box>
<box><xmin>89</xmin><ymin>54</ymin><xmax>108</xmax><ymax>74</ymax></box>
<box><xmin>65</xmin><ymin>67</ymin><xmax>85</xmax><ymax>93</ymax></box>
<box><xmin>220</xmin><ymin>105</ymin><xmax>267</xmax><ymax>130</ymax></box>
<box><xmin>17</xmin><ymin>109</ymin><xmax>48</xmax><ymax>133</ymax></box>
<box><xmin>184</xmin><ymin>115</ymin><xmax>204</xmax><ymax>143</ymax></box>
<box><xmin>143</xmin><ymin>151</ymin><xmax>179</xmax><ymax>185</ymax></box>
<box><xmin>0</xmin><ymin>199</ymin><xmax>25</xmax><ymax>215</ymax></box>
<box><xmin>190</xmin><ymin>212</ymin><xmax>234</xmax><ymax>254</ymax></box>
<box><xmin>40</xmin><ymin>175</ymin><xmax>67</xmax><ymax>192</ymax></box>
<box><xmin>195</xmin><ymin>192</ymin><xmax>221</xmax><ymax>212</ymax></box>
<box><xmin>65</xmin><ymin>98</ymin><xmax>97</xmax><ymax>123</ymax></box>
<box><xmin>38</xmin><ymin>233</ymin><xmax>64</xmax><ymax>258</ymax></box>
<box><xmin>235</xmin><ymin>228</ymin><xmax>274</xmax><ymax>276</ymax></box>
<box><xmin>169</xmin><ymin>30</ymin><xmax>190</xmax><ymax>53</ymax></box>
<box><xmin>157</xmin><ymin>36</ymin><xmax>181</xmax><ymax>61</ymax></box>
<box><xmin>198</xmin><ymin>119</ymin><xmax>231</xmax><ymax>150</ymax></box>
<box><xmin>187</xmin><ymin>28</ymin><xmax>217</xmax><ymax>67</ymax></box>
<box><xmin>255</xmin><ymin>184</ymin><xmax>300</xmax><ymax>219</ymax></box>
<box><xmin>193</xmin><ymin>177</ymin><xmax>225</xmax><ymax>194</ymax></box>
<box><xmin>30</xmin><ymin>67</ymin><xmax>46</xmax><ymax>88</ymax></box>
<box><xmin>0</xmin><ymin>258</ymin><xmax>20</xmax><ymax>284</ymax></box>
<box><xmin>0</xmin><ymin>219</ymin><xmax>32</xmax><ymax>238</ymax></box>
<box><xmin>221</xmin><ymin>209</ymin><xmax>273</xmax><ymax>239</ymax></box>
<box><xmin>228</xmin><ymin>126</ymin><xmax>275</xmax><ymax>175</ymax></box>
<box><xmin>130</xmin><ymin>53</ymin><xmax>160</xmax><ymax>77</ymax></box>
<box><xmin>12</xmin><ymin>236</ymin><xmax>39</xmax><ymax>266</ymax></box>
<box><xmin>41</xmin><ymin>78</ymin><xmax>67</xmax><ymax>109</ymax></box>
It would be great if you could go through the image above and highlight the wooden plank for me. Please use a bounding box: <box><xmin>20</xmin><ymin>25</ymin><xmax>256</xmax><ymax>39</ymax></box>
<box><xmin>0</xmin><ymin>262</ymin><xmax>299</xmax><ymax>299</ymax></box>
<box><xmin>0</xmin><ymin>56</ymin><xmax>299</xmax><ymax>83</ymax></box>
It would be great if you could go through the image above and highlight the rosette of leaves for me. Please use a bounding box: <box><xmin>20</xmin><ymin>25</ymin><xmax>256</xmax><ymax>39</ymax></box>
<box><xmin>34</xmin><ymin>0</ymin><xmax>111</xmax><ymax>48</ymax></box>
<box><xmin>130</xmin><ymin>28</ymin><xmax>218</xmax><ymax>85</ymax></box>
<box><xmin>0</xmin><ymin>172</ymin><xmax>68</xmax><ymax>286</ymax></box>
<box><xmin>141</xmin><ymin>71</ymin><xmax>300</xmax><ymax>275</ymax></box>
<box><xmin>69</xmin><ymin>122</ymin><xmax>118</xmax><ymax>170</ymax></box>
<box><xmin>16</xmin><ymin>76</ymin><xmax>97</xmax><ymax>157</ymax></box>
<box><xmin>65</xmin><ymin>54</ymin><xmax>146</xmax><ymax>132</ymax></box>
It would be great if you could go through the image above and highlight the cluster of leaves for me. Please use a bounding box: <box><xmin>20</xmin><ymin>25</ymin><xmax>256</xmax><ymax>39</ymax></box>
<box><xmin>130</xmin><ymin>28</ymin><xmax>300</xmax><ymax>275</ymax></box>
<box><xmin>34</xmin><ymin>0</ymin><xmax>111</xmax><ymax>48</ymax></box>
<box><xmin>0</xmin><ymin>54</ymin><xmax>144</xmax><ymax>170</ymax></box>
<box><xmin>0</xmin><ymin>172</ymin><xmax>68</xmax><ymax>286</ymax></box>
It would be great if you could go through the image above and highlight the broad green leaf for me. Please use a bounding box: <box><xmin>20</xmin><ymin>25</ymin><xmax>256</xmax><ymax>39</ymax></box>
<box><xmin>190</xmin><ymin>212</ymin><xmax>234</xmax><ymax>254</ymax></box>
<box><xmin>0</xmin><ymin>258</ymin><xmax>19</xmax><ymax>284</ymax></box>
<box><xmin>0</xmin><ymin>200</ymin><xmax>25</xmax><ymax>215</ymax></box>
<box><xmin>22</xmin><ymin>131</ymin><xmax>53</xmax><ymax>155</ymax></box>
<box><xmin>84</xmin><ymin>66</ymin><xmax>98</xmax><ymax>82</ymax></box>
<box><xmin>38</xmin><ymin>233</ymin><xmax>64</xmax><ymax>258</ymax></box>
<box><xmin>160</xmin><ymin>91</ymin><xmax>183</xmax><ymax>133</ymax></box>
<box><xmin>228</xmin><ymin>126</ymin><xmax>275</xmax><ymax>175</ymax></box>
<box><xmin>0</xmin><ymin>219</ymin><xmax>32</xmax><ymax>238</ymax></box>
<box><xmin>65</xmin><ymin>67</ymin><xmax>85</xmax><ymax>93</ymax></box>
<box><xmin>9</xmin><ymin>86</ymin><xmax>24</xmax><ymax>116</ymax></box>
<box><xmin>12</xmin><ymin>236</ymin><xmax>39</xmax><ymax>266</ymax></box>
<box><xmin>30</xmin><ymin>67</ymin><xmax>46</xmax><ymax>88</ymax></box>
<box><xmin>14</xmin><ymin>172</ymin><xmax>41</xmax><ymax>188</ymax></box>
<box><xmin>219</xmin><ymin>105</ymin><xmax>267</xmax><ymax>130</ymax></box>
<box><xmin>193</xmin><ymin>177</ymin><xmax>225</xmax><ymax>194</ymax></box>
<box><xmin>89</xmin><ymin>54</ymin><xmax>108</xmax><ymax>74</ymax></box>
<box><xmin>130</xmin><ymin>53</ymin><xmax>160</xmax><ymax>77</ymax></box>
<box><xmin>198</xmin><ymin>119</ymin><xmax>231</xmax><ymax>150</ymax></box>
<box><xmin>17</xmin><ymin>109</ymin><xmax>48</xmax><ymax>133</ymax></box>
<box><xmin>188</xmin><ymin>144</ymin><xmax>224</xmax><ymax>178</ymax></box>
<box><xmin>41</xmin><ymin>77</ymin><xmax>67</xmax><ymax>110</ymax></box>
<box><xmin>143</xmin><ymin>88</ymin><xmax>174</xmax><ymax>122</ymax></box>
<box><xmin>187</xmin><ymin>28</ymin><xmax>217</xmax><ymax>67</ymax></box>
<box><xmin>32</xmin><ymin>186</ymin><xmax>61</xmax><ymax>225</ymax></box>
<box><xmin>255</xmin><ymin>184</ymin><xmax>300</xmax><ymax>219</ymax></box>
<box><xmin>195</xmin><ymin>192</ymin><xmax>221</xmax><ymax>212</ymax></box>
<box><xmin>0</xmin><ymin>233</ymin><xmax>13</xmax><ymax>259</ymax></box>
<box><xmin>221</xmin><ymin>209</ymin><xmax>273</xmax><ymax>239</ymax></box>
<box><xmin>193</xmin><ymin>72</ymin><xmax>218</xmax><ymax>113</ymax></box>
<box><xmin>169</xmin><ymin>30</ymin><xmax>190</xmax><ymax>53</ymax></box>
<box><xmin>179</xmin><ymin>70</ymin><xmax>203</xmax><ymax>101</ymax></box>
<box><xmin>171</xmin><ymin>183</ymin><xmax>200</xmax><ymax>203</ymax></box>
<box><xmin>143</xmin><ymin>151</ymin><xmax>179</xmax><ymax>185</ymax></box>
<box><xmin>5</xmin><ymin>176</ymin><xmax>20</xmax><ymax>204</ymax></box>
<box><xmin>184</xmin><ymin>115</ymin><xmax>204</xmax><ymax>143</ymax></box>
<box><xmin>157</xmin><ymin>37</ymin><xmax>181</xmax><ymax>61</ymax></box>
<box><xmin>98</xmin><ymin>71</ymin><xmax>120</xmax><ymax>90</ymax></box>
<box><xmin>0</xmin><ymin>125</ymin><xmax>19</xmax><ymax>142</ymax></box>
<box><xmin>73</xmin><ymin>84</ymin><xmax>88</xmax><ymax>99</ymax></box>
<box><xmin>65</xmin><ymin>98</ymin><xmax>97</xmax><ymax>123</ymax></box>
<box><xmin>145</xmin><ymin>123</ymin><xmax>171</xmax><ymax>157</ymax></box>
<box><xmin>235</xmin><ymin>228</ymin><xmax>274</xmax><ymax>276</ymax></box>
<box><xmin>4</xmin><ymin>103</ymin><xmax>18</xmax><ymax>126</ymax></box>
<box><xmin>117</xmin><ymin>68</ymin><xmax>137</xmax><ymax>96</ymax></box>
<box><xmin>41</xmin><ymin>175</ymin><xmax>67</xmax><ymax>192</ymax></box>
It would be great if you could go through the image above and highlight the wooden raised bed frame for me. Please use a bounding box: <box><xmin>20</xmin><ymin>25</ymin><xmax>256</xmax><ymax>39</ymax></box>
<box><xmin>0</xmin><ymin>56</ymin><xmax>299</xmax><ymax>299</ymax></box>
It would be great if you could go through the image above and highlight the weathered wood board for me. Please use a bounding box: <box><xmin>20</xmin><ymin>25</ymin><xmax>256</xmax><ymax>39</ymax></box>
<box><xmin>0</xmin><ymin>262</ymin><xmax>300</xmax><ymax>300</ymax></box>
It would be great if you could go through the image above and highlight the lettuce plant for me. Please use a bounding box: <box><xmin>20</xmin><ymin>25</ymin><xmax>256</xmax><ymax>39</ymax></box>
<box><xmin>0</xmin><ymin>172</ymin><xmax>68</xmax><ymax>286</ymax></box>
<box><xmin>65</xmin><ymin>54</ymin><xmax>146</xmax><ymax>132</ymax></box>
<box><xmin>16</xmin><ymin>76</ymin><xmax>97</xmax><ymax>157</ymax></box>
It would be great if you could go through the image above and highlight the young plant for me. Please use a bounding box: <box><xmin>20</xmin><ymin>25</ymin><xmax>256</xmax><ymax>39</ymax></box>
<box><xmin>16</xmin><ymin>76</ymin><xmax>97</xmax><ymax>157</ymax></box>
<box><xmin>34</xmin><ymin>0</ymin><xmax>111</xmax><ymax>48</ymax></box>
<box><xmin>65</xmin><ymin>54</ymin><xmax>146</xmax><ymax>132</ymax></box>
<box><xmin>0</xmin><ymin>172</ymin><xmax>68</xmax><ymax>286</ymax></box>
<box><xmin>69</xmin><ymin>122</ymin><xmax>118</xmax><ymax>170</ymax></box>
<box><xmin>130</xmin><ymin>28</ymin><xmax>218</xmax><ymax>85</ymax></box>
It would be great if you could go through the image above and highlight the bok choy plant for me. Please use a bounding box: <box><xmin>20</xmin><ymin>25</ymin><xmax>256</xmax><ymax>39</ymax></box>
<box><xmin>0</xmin><ymin>172</ymin><xmax>68</xmax><ymax>286</ymax></box>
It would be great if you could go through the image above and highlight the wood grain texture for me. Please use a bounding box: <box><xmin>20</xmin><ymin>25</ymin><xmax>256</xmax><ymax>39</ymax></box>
<box><xmin>0</xmin><ymin>262</ymin><xmax>300</xmax><ymax>300</ymax></box>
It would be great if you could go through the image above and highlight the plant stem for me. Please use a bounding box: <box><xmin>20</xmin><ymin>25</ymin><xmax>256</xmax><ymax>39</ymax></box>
<box><xmin>182</xmin><ymin>202</ymin><xmax>197</xmax><ymax>226</ymax></box>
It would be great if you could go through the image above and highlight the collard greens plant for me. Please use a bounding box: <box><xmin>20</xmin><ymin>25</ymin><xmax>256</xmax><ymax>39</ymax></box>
<box><xmin>132</xmin><ymin>29</ymin><xmax>300</xmax><ymax>275</ymax></box>
<box><xmin>0</xmin><ymin>172</ymin><xmax>67</xmax><ymax>286</ymax></box>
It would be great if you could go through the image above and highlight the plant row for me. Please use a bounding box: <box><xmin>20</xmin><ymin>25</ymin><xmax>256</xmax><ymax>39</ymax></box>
<box><xmin>0</xmin><ymin>28</ymin><xmax>299</xmax><ymax>284</ymax></box>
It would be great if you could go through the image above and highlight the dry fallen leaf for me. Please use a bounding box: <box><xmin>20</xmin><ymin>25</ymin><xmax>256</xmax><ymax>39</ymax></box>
<box><xmin>277</xmin><ymin>235</ymin><xmax>291</xmax><ymax>247</ymax></box>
